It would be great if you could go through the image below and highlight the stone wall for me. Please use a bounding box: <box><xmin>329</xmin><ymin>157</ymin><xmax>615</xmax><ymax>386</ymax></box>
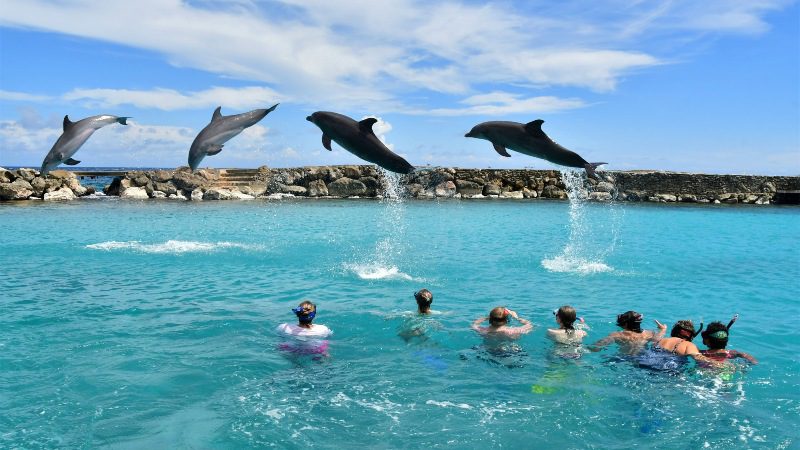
<box><xmin>0</xmin><ymin>167</ymin><xmax>96</xmax><ymax>201</ymax></box>
<box><xmin>95</xmin><ymin>166</ymin><xmax>799</xmax><ymax>205</ymax></box>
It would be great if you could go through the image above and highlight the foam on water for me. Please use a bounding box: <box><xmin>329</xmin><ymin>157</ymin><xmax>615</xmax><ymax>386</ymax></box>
<box><xmin>86</xmin><ymin>240</ymin><xmax>263</xmax><ymax>254</ymax></box>
<box><xmin>344</xmin><ymin>262</ymin><xmax>416</xmax><ymax>281</ymax></box>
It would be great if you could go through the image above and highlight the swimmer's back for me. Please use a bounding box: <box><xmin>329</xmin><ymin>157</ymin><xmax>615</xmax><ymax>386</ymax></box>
<box><xmin>277</xmin><ymin>323</ymin><xmax>332</xmax><ymax>339</ymax></box>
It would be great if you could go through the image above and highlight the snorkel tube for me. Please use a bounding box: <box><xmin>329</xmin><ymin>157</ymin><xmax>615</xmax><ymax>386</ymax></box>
<box><xmin>726</xmin><ymin>314</ymin><xmax>738</xmax><ymax>331</ymax></box>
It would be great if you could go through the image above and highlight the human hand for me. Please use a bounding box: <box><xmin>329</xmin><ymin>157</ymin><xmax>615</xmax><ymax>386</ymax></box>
<box><xmin>506</xmin><ymin>309</ymin><xmax>519</xmax><ymax>320</ymax></box>
<box><xmin>655</xmin><ymin>320</ymin><xmax>666</xmax><ymax>330</ymax></box>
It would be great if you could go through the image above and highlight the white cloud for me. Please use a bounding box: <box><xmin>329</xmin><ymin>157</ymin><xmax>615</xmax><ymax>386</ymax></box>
<box><xmin>0</xmin><ymin>90</ymin><xmax>53</xmax><ymax>102</ymax></box>
<box><xmin>360</xmin><ymin>115</ymin><xmax>394</xmax><ymax>150</ymax></box>
<box><xmin>62</xmin><ymin>86</ymin><xmax>283</xmax><ymax>111</ymax></box>
<box><xmin>418</xmin><ymin>93</ymin><xmax>587</xmax><ymax>116</ymax></box>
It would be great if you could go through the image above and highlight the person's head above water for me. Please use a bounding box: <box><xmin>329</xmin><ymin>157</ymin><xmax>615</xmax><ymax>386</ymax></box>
<box><xmin>414</xmin><ymin>289</ymin><xmax>433</xmax><ymax>314</ymax></box>
<box><xmin>670</xmin><ymin>319</ymin><xmax>703</xmax><ymax>341</ymax></box>
<box><xmin>701</xmin><ymin>315</ymin><xmax>738</xmax><ymax>350</ymax></box>
<box><xmin>488</xmin><ymin>307</ymin><xmax>509</xmax><ymax>326</ymax></box>
<box><xmin>554</xmin><ymin>305</ymin><xmax>578</xmax><ymax>332</ymax></box>
<box><xmin>617</xmin><ymin>311</ymin><xmax>643</xmax><ymax>333</ymax></box>
<box><xmin>292</xmin><ymin>300</ymin><xmax>316</xmax><ymax>326</ymax></box>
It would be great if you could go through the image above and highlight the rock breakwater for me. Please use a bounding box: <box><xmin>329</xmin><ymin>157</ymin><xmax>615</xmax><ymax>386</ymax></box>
<box><xmin>100</xmin><ymin>166</ymin><xmax>798</xmax><ymax>205</ymax></box>
<box><xmin>0</xmin><ymin>167</ymin><xmax>96</xmax><ymax>201</ymax></box>
<box><xmin>2</xmin><ymin>165</ymin><xmax>797</xmax><ymax>205</ymax></box>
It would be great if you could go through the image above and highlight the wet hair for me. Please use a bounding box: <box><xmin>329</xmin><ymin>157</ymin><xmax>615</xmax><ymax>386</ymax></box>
<box><xmin>489</xmin><ymin>307</ymin><xmax>508</xmax><ymax>326</ymax></box>
<box><xmin>670</xmin><ymin>320</ymin><xmax>697</xmax><ymax>341</ymax></box>
<box><xmin>414</xmin><ymin>289</ymin><xmax>433</xmax><ymax>307</ymax></box>
<box><xmin>617</xmin><ymin>311</ymin><xmax>643</xmax><ymax>333</ymax></box>
<box><xmin>701</xmin><ymin>321</ymin><xmax>730</xmax><ymax>350</ymax></box>
<box><xmin>556</xmin><ymin>305</ymin><xmax>577</xmax><ymax>334</ymax></box>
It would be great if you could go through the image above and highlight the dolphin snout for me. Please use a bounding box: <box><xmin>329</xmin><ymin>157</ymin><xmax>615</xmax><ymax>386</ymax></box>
<box><xmin>306</xmin><ymin>115</ymin><xmax>313</xmax><ymax>122</ymax></box>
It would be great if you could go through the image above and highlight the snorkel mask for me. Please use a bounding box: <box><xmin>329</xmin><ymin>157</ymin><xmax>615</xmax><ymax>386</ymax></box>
<box><xmin>617</xmin><ymin>311</ymin><xmax>643</xmax><ymax>332</ymax></box>
<box><xmin>701</xmin><ymin>314</ymin><xmax>738</xmax><ymax>345</ymax></box>
<box><xmin>673</xmin><ymin>320</ymin><xmax>703</xmax><ymax>341</ymax></box>
<box><xmin>292</xmin><ymin>305</ymin><xmax>316</xmax><ymax>323</ymax></box>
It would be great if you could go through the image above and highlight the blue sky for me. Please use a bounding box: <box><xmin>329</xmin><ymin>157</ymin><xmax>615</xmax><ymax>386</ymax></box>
<box><xmin>0</xmin><ymin>0</ymin><xmax>798</xmax><ymax>174</ymax></box>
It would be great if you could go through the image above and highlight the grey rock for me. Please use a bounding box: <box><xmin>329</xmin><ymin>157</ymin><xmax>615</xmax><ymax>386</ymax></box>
<box><xmin>483</xmin><ymin>183</ymin><xmax>502</xmax><ymax>196</ymax></box>
<box><xmin>307</xmin><ymin>179</ymin><xmax>329</xmax><ymax>197</ymax></box>
<box><xmin>43</xmin><ymin>187</ymin><xmax>76</xmax><ymax>201</ymax></box>
<box><xmin>761</xmin><ymin>182</ymin><xmax>776</xmax><ymax>193</ymax></box>
<box><xmin>152</xmin><ymin>191</ymin><xmax>167</xmax><ymax>199</ymax></box>
<box><xmin>153</xmin><ymin>181</ymin><xmax>178</xmax><ymax>196</ymax></box>
<box><xmin>0</xmin><ymin>182</ymin><xmax>33</xmax><ymax>200</ymax></box>
<box><xmin>328</xmin><ymin>177</ymin><xmax>366</xmax><ymax>197</ymax></box>
<box><xmin>595</xmin><ymin>181</ymin><xmax>615</xmax><ymax>193</ymax></box>
<box><xmin>406</xmin><ymin>183</ymin><xmax>423</xmax><ymax>197</ymax></box>
<box><xmin>455</xmin><ymin>180</ymin><xmax>482</xmax><ymax>196</ymax></box>
<box><xmin>152</xmin><ymin>170</ymin><xmax>174</xmax><ymax>182</ymax></box>
<box><xmin>434</xmin><ymin>181</ymin><xmax>457</xmax><ymax>197</ymax></box>
<box><xmin>359</xmin><ymin>177</ymin><xmax>379</xmax><ymax>197</ymax></box>
<box><xmin>588</xmin><ymin>192</ymin><xmax>612</xmax><ymax>202</ymax></box>
<box><xmin>541</xmin><ymin>185</ymin><xmax>566</xmax><ymax>199</ymax></box>
<box><xmin>0</xmin><ymin>169</ymin><xmax>12</xmax><ymax>183</ymax></box>
<box><xmin>173</xmin><ymin>171</ymin><xmax>206</xmax><ymax>191</ymax></box>
<box><xmin>15</xmin><ymin>168</ymin><xmax>37</xmax><ymax>182</ymax></box>
<box><xmin>203</xmin><ymin>188</ymin><xmax>234</xmax><ymax>200</ymax></box>
<box><xmin>11</xmin><ymin>178</ymin><xmax>33</xmax><ymax>191</ymax></box>
<box><xmin>191</xmin><ymin>188</ymin><xmax>204</xmax><ymax>201</ymax></box>
<box><xmin>132</xmin><ymin>175</ymin><xmax>150</xmax><ymax>187</ymax></box>
<box><xmin>120</xmin><ymin>186</ymin><xmax>149</xmax><ymax>199</ymax></box>
<box><xmin>279</xmin><ymin>184</ymin><xmax>308</xmax><ymax>196</ymax></box>
<box><xmin>342</xmin><ymin>166</ymin><xmax>362</xmax><ymax>179</ymax></box>
<box><xmin>500</xmin><ymin>191</ymin><xmax>524</xmax><ymax>199</ymax></box>
<box><xmin>30</xmin><ymin>177</ymin><xmax>47</xmax><ymax>196</ymax></box>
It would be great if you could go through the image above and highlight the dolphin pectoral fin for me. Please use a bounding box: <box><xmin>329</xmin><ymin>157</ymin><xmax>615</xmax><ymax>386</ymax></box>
<box><xmin>64</xmin><ymin>158</ymin><xmax>81</xmax><ymax>165</ymax></box>
<box><xmin>63</xmin><ymin>115</ymin><xmax>74</xmax><ymax>131</ymax></box>
<box><xmin>206</xmin><ymin>145</ymin><xmax>224</xmax><ymax>156</ymax></box>
<box><xmin>493</xmin><ymin>143</ymin><xmax>511</xmax><ymax>157</ymax></box>
<box><xmin>358</xmin><ymin>117</ymin><xmax>378</xmax><ymax>134</ymax></box>
<box><xmin>212</xmin><ymin>106</ymin><xmax>223</xmax><ymax>122</ymax></box>
<box><xmin>322</xmin><ymin>134</ymin><xmax>332</xmax><ymax>151</ymax></box>
<box><xmin>524</xmin><ymin>119</ymin><xmax>547</xmax><ymax>139</ymax></box>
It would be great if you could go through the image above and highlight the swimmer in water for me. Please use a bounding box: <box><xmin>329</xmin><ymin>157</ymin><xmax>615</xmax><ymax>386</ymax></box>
<box><xmin>546</xmin><ymin>306</ymin><xmax>587</xmax><ymax>345</ymax></box>
<box><xmin>471</xmin><ymin>307</ymin><xmax>533</xmax><ymax>339</ymax></box>
<box><xmin>277</xmin><ymin>300</ymin><xmax>331</xmax><ymax>337</ymax></box>
<box><xmin>414</xmin><ymin>289</ymin><xmax>433</xmax><ymax>314</ymax></box>
<box><xmin>653</xmin><ymin>320</ymin><xmax>703</xmax><ymax>357</ymax></box>
<box><xmin>590</xmin><ymin>311</ymin><xmax>667</xmax><ymax>355</ymax></box>
<box><xmin>398</xmin><ymin>289</ymin><xmax>440</xmax><ymax>342</ymax></box>
<box><xmin>699</xmin><ymin>315</ymin><xmax>757</xmax><ymax>364</ymax></box>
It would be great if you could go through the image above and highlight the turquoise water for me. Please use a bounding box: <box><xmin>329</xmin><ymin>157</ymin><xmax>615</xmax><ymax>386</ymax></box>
<box><xmin>1</xmin><ymin>195</ymin><xmax>798</xmax><ymax>448</ymax></box>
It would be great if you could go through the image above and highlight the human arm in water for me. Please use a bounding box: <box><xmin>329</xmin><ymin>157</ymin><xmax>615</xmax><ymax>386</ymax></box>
<box><xmin>589</xmin><ymin>332</ymin><xmax>618</xmax><ymax>352</ymax></box>
<box><xmin>732</xmin><ymin>349</ymin><xmax>758</xmax><ymax>364</ymax></box>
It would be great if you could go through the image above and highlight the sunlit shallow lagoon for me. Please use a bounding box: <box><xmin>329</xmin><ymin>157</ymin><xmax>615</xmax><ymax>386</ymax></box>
<box><xmin>1</xmin><ymin>196</ymin><xmax>798</xmax><ymax>448</ymax></box>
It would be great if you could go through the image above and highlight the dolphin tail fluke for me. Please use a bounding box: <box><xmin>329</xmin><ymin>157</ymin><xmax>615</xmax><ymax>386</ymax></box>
<box><xmin>116</xmin><ymin>117</ymin><xmax>131</xmax><ymax>125</ymax></box>
<box><xmin>584</xmin><ymin>162</ymin><xmax>607</xmax><ymax>180</ymax></box>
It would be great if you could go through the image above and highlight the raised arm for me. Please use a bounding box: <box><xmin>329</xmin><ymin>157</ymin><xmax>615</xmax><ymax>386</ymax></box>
<box><xmin>471</xmin><ymin>316</ymin><xmax>487</xmax><ymax>333</ymax></box>
<box><xmin>651</xmin><ymin>320</ymin><xmax>667</xmax><ymax>341</ymax></box>
<box><xmin>507</xmin><ymin>310</ymin><xmax>533</xmax><ymax>334</ymax></box>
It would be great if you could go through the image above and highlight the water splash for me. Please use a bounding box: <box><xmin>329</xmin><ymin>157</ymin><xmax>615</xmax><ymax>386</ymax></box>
<box><xmin>541</xmin><ymin>170</ymin><xmax>623</xmax><ymax>274</ymax></box>
<box><xmin>86</xmin><ymin>240</ymin><xmax>264</xmax><ymax>254</ymax></box>
<box><xmin>343</xmin><ymin>168</ymin><xmax>412</xmax><ymax>281</ymax></box>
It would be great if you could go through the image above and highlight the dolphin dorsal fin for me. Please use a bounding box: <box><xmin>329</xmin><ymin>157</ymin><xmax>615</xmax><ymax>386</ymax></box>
<box><xmin>359</xmin><ymin>117</ymin><xmax>378</xmax><ymax>134</ymax></box>
<box><xmin>63</xmin><ymin>115</ymin><xmax>74</xmax><ymax>131</ymax></box>
<box><xmin>524</xmin><ymin>119</ymin><xmax>547</xmax><ymax>139</ymax></box>
<box><xmin>212</xmin><ymin>107</ymin><xmax>223</xmax><ymax>121</ymax></box>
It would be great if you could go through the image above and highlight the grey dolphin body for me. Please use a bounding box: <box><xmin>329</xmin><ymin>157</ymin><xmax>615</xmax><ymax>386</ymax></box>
<box><xmin>40</xmin><ymin>114</ymin><xmax>129</xmax><ymax>175</ymax></box>
<box><xmin>465</xmin><ymin>120</ymin><xmax>606</xmax><ymax>178</ymax></box>
<box><xmin>306</xmin><ymin>111</ymin><xmax>414</xmax><ymax>174</ymax></box>
<box><xmin>188</xmin><ymin>104</ymin><xmax>279</xmax><ymax>171</ymax></box>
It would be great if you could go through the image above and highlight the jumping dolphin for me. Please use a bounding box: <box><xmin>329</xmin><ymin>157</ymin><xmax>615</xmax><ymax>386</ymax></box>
<box><xmin>40</xmin><ymin>114</ymin><xmax>130</xmax><ymax>175</ymax></box>
<box><xmin>306</xmin><ymin>111</ymin><xmax>414</xmax><ymax>174</ymax></box>
<box><xmin>465</xmin><ymin>119</ymin><xmax>606</xmax><ymax>178</ymax></box>
<box><xmin>188</xmin><ymin>104</ymin><xmax>279</xmax><ymax>171</ymax></box>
